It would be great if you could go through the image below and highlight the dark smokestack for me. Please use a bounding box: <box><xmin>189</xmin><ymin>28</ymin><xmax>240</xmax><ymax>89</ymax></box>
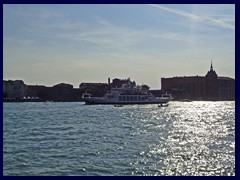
<box><xmin>108</xmin><ymin>78</ymin><xmax>110</xmax><ymax>85</ymax></box>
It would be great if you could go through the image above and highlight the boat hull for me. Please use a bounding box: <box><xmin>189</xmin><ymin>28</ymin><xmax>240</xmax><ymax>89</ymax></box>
<box><xmin>83</xmin><ymin>98</ymin><xmax>169</xmax><ymax>105</ymax></box>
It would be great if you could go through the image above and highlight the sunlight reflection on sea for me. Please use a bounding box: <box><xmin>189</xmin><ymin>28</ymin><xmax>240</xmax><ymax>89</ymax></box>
<box><xmin>3</xmin><ymin>101</ymin><xmax>235</xmax><ymax>176</ymax></box>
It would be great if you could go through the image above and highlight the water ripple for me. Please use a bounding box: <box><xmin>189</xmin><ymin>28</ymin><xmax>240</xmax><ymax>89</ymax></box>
<box><xmin>3</xmin><ymin>101</ymin><xmax>235</xmax><ymax>176</ymax></box>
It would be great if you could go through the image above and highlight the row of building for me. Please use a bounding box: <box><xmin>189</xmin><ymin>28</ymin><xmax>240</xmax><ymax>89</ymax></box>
<box><xmin>3</xmin><ymin>63</ymin><xmax>235</xmax><ymax>101</ymax></box>
<box><xmin>3</xmin><ymin>78</ymin><xmax>135</xmax><ymax>102</ymax></box>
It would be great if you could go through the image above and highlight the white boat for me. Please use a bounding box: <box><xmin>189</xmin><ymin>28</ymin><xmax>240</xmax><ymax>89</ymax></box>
<box><xmin>82</xmin><ymin>82</ymin><xmax>173</xmax><ymax>105</ymax></box>
<box><xmin>114</xmin><ymin>104</ymin><xmax>123</xmax><ymax>107</ymax></box>
<box><xmin>158</xmin><ymin>103</ymin><xmax>169</xmax><ymax>107</ymax></box>
<box><xmin>178</xmin><ymin>99</ymin><xmax>193</xmax><ymax>102</ymax></box>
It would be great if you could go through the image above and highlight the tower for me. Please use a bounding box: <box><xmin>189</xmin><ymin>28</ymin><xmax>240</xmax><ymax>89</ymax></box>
<box><xmin>205</xmin><ymin>62</ymin><xmax>218</xmax><ymax>100</ymax></box>
<box><xmin>210</xmin><ymin>61</ymin><xmax>213</xmax><ymax>71</ymax></box>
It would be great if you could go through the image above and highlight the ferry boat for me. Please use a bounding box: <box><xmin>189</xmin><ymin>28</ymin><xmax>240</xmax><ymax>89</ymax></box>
<box><xmin>82</xmin><ymin>81</ymin><xmax>173</xmax><ymax>105</ymax></box>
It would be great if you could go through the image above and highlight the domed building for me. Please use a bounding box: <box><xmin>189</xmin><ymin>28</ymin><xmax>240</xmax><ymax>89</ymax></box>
<box><xmin>161</xmin><ymin>63</ymin><xmax>235</xmax><ymax>101</ymax></box>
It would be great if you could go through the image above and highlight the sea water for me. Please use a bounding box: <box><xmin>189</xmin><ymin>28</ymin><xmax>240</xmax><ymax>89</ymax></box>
<box><xmin>3</xmin><ymin>101</ymin><xmax>235</xmax><ymax>176</ymax></box>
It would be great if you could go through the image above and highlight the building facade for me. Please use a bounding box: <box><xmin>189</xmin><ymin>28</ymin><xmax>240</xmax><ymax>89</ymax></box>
<box><xmin>3</xmin><ymin>80</ymin><xmax>26</xmax><ymax>99</ymax></box>
<box><xmin>217</xmin><ymin>77</ymin><xmax>235</xmax><ymax>101</ymax></box>
<box><xmin>161</xmin><ymin>63</ymin><xmax>235</xmax><ymax>101</ymax></box>
<box><xmin>79</xmin><ymin>83</ymin><xmax>108</xmax><ymax>90</ymax></box>
<box><xmin>26</xmin><ymin>83</ymin><xmax>84</xmax><ymax>102</ymax></box>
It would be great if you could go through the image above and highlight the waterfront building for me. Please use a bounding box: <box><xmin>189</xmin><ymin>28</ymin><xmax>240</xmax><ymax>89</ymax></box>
<box><xmin>161</xmin><ymin>63</ymin><xmax>235</xmax><ymax>101</ymax></box>
<box><xmin>110</xmin><ymin>78</ymin><xmax>136</xmax><ymax>88</ymax></box>
<box><xmin>38</xmin><ymin>83</ymin><xmax>74</xmax><ymax>101</ymax></box>
<box><xmin>217</xmin><ymin>77</ymin><xmax>235</xmax><ymax>101</ymax></box>
<box><xmin>3</xmin><ymin>80</ymin><xmax>26</xmax><ymax>99</ymax></box>
<box><xmin>79</xmin><ymin>83</ymin><xmax>108</xmax><ymax>90</ymax></box>
<box><xmin>26</xmin><ymin>83</ymin><xmax>84</xmax><ymax>102</ymax></box>
<box><xmin>26</xmin><ymin>85</ymin><xmax>46</xmax><ymax>98</ymax></box>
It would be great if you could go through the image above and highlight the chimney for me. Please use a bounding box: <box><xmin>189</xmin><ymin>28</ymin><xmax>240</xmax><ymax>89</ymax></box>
<box><xmin>108</xmin><ymin>78</ymin><xmax>110</xmax><ymax>85</ymax></box>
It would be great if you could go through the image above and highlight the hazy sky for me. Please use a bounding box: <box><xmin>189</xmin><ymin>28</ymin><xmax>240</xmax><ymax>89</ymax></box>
<box><xmin>3</xmin><ymin>4</ymin><xmax>235</xmax><ymax>89</ymax></box>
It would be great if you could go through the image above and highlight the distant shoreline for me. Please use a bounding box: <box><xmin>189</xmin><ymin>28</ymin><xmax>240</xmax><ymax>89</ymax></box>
<box><xmin>3</xmin><ymin>99</ymin><xmax>235</xmax><ymax>103</ymax></box>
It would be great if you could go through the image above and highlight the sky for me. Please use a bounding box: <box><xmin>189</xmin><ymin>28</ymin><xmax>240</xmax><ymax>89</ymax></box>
<box><xmin>3</xmin><ymin>4</ymin><xmax>235</xmax><ymax>89</ymax></box>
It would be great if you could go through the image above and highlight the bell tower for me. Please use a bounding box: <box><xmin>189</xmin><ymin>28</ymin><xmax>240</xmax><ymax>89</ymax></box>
<box><xmin>205</xmin><ymin>62</ymin><xmax>218</xmax><ymax>100</ymax></box>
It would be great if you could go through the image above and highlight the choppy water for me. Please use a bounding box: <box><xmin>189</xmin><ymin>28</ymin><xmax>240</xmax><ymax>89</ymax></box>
<box><xmin>3</xmin><ymin>101</ymin><xmax>235</xmax><ymax>176</ymax></box>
